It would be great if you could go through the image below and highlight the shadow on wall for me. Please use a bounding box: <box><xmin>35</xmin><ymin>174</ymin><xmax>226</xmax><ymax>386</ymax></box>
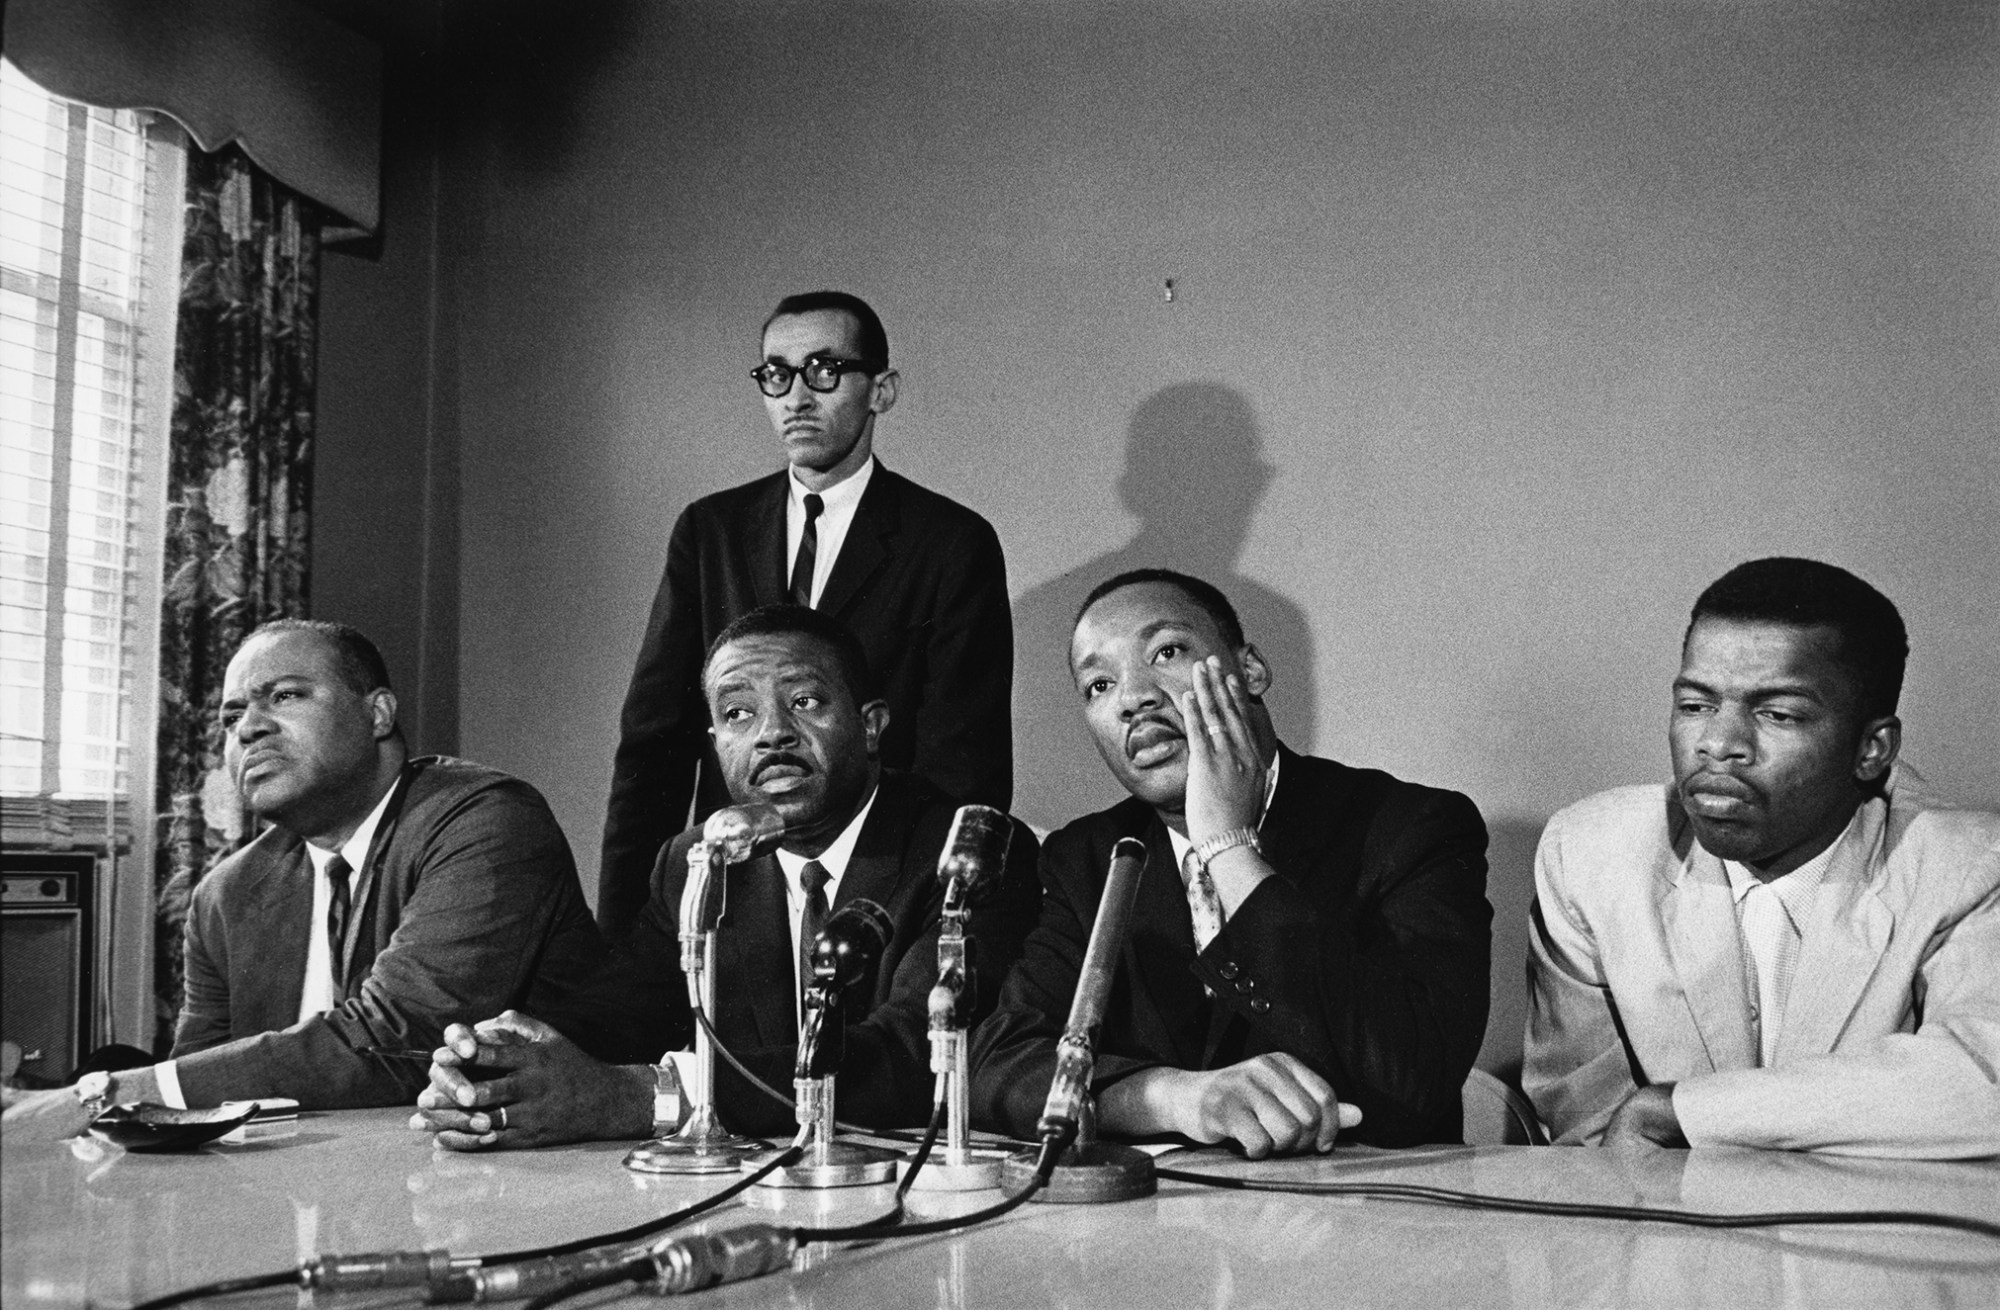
<box><xmin>1012</xmin><ymin>382</ymin><xmax>1318</xmax><ymax>833</ymax></box>
<box><xmin>1478</xmin><ymin>815</ymin><xmax>1545</xmax><ymax>1083</ymax></box>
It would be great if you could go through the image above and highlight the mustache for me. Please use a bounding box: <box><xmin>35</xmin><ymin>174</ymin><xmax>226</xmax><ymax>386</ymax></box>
<box><xmin>750</xmin><ymin>751</ymin><xmax>813</xmax><ymax>784</ymax></box>
<box><xmin>1123</xmin><ymin>711</ymin><xmax>1183</xmax><ymax>756</ymax></box>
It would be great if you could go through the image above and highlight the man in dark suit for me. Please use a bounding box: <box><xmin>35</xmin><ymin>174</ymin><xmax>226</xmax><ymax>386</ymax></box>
<box><xmin>971</xmin><ymin>570</ymin><xmax>1491</xmax><ymax>1155</ymax></box>
<box><xmin>416</xmin><ymin>606</ymin><xmax>1038</xmax><ymax>1149</ymax></box>
<box><xmin>1</xmin><ymin>620</ymin><xmax>600</xmax><ymax>1134</ymax></box>
<box><xmin>598</xmin><ymin>290</ymin><xmax>1014</xmax><ymax>935</ymax></box>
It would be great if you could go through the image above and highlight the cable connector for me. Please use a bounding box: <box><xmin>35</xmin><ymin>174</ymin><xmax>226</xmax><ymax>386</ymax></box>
<box><xmin>646</xmin><ymin>1224</ymin><xmax>798</xmax><ymax>1295</ymax></box>
<box><xmin>303</xmin><ymin>1249</ymin><xmax>466</xmax><ymax>1291</ymax></box>
<box><xmin>426</xmin><ymin>1246</ymin><xmax>643</xmax><ymax>1303</ymax></box>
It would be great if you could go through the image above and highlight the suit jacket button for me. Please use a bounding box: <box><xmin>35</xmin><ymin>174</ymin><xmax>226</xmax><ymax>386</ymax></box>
<box><xmin>1217</xmin><ymin>961</ymin><xmax>1242</xmax><ymax>980</ymax></box>
<box><xmin>1248</xmin><ymin>997</ymin><xmax>1271</xmax><ymax>1014</ymax></box>
<box><xmin>1233</xmin><ymin>978</ymin><xmax>1256</xmax><ymax>995</ymax></box>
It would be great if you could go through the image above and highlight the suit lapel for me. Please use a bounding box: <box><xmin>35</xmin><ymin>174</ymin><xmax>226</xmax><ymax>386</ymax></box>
<box><xmin>721</xmin><ymin>854</ymin><xmax>796</xmax><ymax>1047</ymax></box>
<box><xmin>340</xmin><ymin>765</ymin><xmax>416</xmax><ymax>996</ymax></box>
<box><xmin>748</xmin><ymin>473</ymin><xmax>790</xmax><ymax>608</ymax></box>
<box><xmin>1776</xmin><ymin>800</ymin><xmax>1894</xmax><ymax>1062</ymax></box>
<box><xmin>251</xmin><ymin>841</ymin><xmax>312</xmax><ymax>1026</ymax></box>
<box><xmin>1660</xmin><ymin>824</ymin><xmax>1758</xmax><ymax>1072</ymax></box>
<box><xmin>816</xmin><ymin>463</ymin><xmax>897</xmax><ymax>619</ymax></box>
<box><xmin>1128</xmin><ymin>818</ymin><xmax>1208</xmax><ymax>1069</ymax></box>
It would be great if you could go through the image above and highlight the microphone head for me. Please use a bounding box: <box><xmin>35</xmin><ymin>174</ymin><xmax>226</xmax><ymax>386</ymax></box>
<box><xmin>936</xmin><ymin>805</ymin><xmax>1013</xmax><ymax>903</ymax></box>
<box><xmin>810</xmin><ymin>897</ymin><xmax>894</xmax><ymax>990</ymax></box>
<box><xmin>701</xmin><ymin>802</ymin><xmax>785</xmax><ymax>862</ymax></box>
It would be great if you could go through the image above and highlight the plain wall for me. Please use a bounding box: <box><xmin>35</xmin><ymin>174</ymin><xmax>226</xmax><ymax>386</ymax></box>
<box><xmin>316</xmin><ymin>0</ymin><xmax>2000</xmax><ymax>1076</ymax></box>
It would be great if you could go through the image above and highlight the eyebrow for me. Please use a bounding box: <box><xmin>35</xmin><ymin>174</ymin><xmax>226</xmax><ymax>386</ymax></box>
<box><xmin>1072</xmin><ymin>618</ymin><xmax>1198</xmax><ymax>674</ymax></box>
<box><xmin>220</xmin><ymin>674</ymin><xmax>312</xmax><ymax>708</ymax></box>
<box><xmin>1673</xmin><ymin>675</ymin><xmax>1826</xmax><ymax>704</ymax></box>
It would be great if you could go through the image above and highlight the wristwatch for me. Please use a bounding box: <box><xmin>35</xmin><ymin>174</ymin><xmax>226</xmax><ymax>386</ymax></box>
<box><xmin>651</xmin><ymin>1060</ymin><xmax>683</xmax><ymax>1135</ymax></box>
<box><xmin>74</xmin><ymin>1070</ymin><xmax>116</xmax><ymax>1120</ymax></box>
<box><xmin>1192</xmin><ymin>827</ymin><xmax>1263</xmax><ymax>872</ymax></box>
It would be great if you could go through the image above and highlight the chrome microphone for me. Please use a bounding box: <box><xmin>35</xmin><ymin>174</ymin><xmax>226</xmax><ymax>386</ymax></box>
<box><xmin>1038</xmin><ymin>836</ymin><xmax>1147</xmax><ymax>1138</ymax></box>
<box><xmin>809</xmin><ymin>897</ymin><xmax>894</xmax><ymax>993</ymax></box>
<box><xmin>935</xmin><ymin>804</ymin><xmax>1012</xmax><ymax>910</ymax></box>
<box><xmin>702</xmin><ymin>801</ymin><xmax>785</xmax><ymax>863</ymax></box>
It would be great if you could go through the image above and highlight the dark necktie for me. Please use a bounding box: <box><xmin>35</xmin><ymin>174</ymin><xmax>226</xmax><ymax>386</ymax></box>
<box><xmin>325</xmin><ymin>854</ymin><xmax>353</xmax><ymax>993</ymax></box>
<box><xmin>789</xmin><ymin>493</ymin><xmax>824</xmax><ymax>607</ymax></box>
<box><xmin>798</xmin><ymin>859</ymin><xmax>830</xmax><ymax>1014</ymax></box>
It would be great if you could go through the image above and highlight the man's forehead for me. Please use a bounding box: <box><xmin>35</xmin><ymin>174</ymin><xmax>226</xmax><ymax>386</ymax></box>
<box><xmin>1075</xmin><ymin>583</ymin><xmax>1221</xmax><ymax>652</ymax></box>
<box><xmin>706</xmin><ymin>633</ymin><xmax>842</xmax><ymax>687</ymax></box>
<box><xmin>762</xmin><ymin>309</ymin><xmax>862</xmax><ymax>360</ymax></box>
<box><xmin>1679</xmin><ymin>618</ymin><xmax>1849</xmax><ymax>693</ymax></box>
<box><xmin>224</xmin><ymin>631</ymin><xmax>338</xmax><ymax>691</ymax></box>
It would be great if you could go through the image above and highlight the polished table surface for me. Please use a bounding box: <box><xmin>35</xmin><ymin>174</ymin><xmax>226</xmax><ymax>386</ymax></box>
<box><xmin>5</xmin><ymin>1108</ymin><xmax>1997</xmax><ymax>1309</ymax></box>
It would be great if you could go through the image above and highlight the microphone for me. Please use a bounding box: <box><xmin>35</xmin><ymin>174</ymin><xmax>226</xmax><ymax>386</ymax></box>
<box><xmin>810</xmin><ymin>897</ymin><xmax>894</xmax><ymax>991</ymax></box>
<box><xmin>1038</xmin><ymin>836</ymin><xmax>1147</xmax><ymax>1139</ymax></box>
<box><xmin>701</xmin><ymin>802</ymin><xmax>785</xmax><ymax>863</ymax></box>
<box><xmin>935</xmin><ymin>804</ymin><xmax>1012</xmax><ymax>908</ymax></box>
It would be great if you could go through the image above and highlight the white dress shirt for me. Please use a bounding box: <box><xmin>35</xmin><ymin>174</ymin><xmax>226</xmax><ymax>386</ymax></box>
<box><xmin>1720</xmin><ymin>810</ymin><xmax>1851</xmax><ymax>1067</ymax></box>
<box><xmin>785</xmin><ymin>455</ymin><xmax>874</xmax><ymax>607</ymax></box>
<box><xmin>154</xmin><ymin>776</ymin><xmax>401</xmax><ymax>1108</ymax></box>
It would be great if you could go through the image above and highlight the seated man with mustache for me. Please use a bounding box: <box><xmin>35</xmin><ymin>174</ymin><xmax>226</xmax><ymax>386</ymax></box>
<box><xmin>1525</xmin><ymin>557</ymin><xmax>2000</xmax><ymax>1157</ymax></box>
<box><xmin>415</xmin><ymin>606</ymin><xmax>1040</xmax><ymax>1148</ymax></box>
<box><xmin>972</xmin><ymin>570</ymin><xmax>1492</xmax><ymax>1155</ymax></box>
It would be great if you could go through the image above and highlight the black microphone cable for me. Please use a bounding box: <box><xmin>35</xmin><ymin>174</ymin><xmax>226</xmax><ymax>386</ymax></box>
<box><xmin>1151</xmin><ymin>1165</ymin><xmax>2000</xmax><ymax>1244</ymax></box>
<box><xmin>122</xmin><ymin>1141</ymin><xmax>809</xmax><ymax>1310</ymax></box>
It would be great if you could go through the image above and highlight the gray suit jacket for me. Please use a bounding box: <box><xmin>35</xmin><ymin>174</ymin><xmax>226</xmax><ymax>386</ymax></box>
<box><xmin>1525</xmin><ymin>765</ymin><xmax>2000</xmax><ymax>1157</ymax></box>
<box><xmin>173</xmin><ymin>755</ymin><xmax>603</xmax><ymax>1107</ymax></box>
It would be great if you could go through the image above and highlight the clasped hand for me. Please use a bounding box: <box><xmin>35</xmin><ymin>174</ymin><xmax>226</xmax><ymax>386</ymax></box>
<box><xmin>411</xmin><ymin>1010</ymin><xmax>651</xmax><ymax>1150</ymax></box>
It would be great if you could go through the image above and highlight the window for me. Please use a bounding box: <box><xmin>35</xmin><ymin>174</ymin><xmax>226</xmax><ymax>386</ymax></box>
<box><xmin>0</xmin><ymin>58</ymin><xmax>175</xmax><ymax>847</ymax></box>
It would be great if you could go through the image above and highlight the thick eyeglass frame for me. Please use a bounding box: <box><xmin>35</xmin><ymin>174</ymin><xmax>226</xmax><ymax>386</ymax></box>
<box><xmin>750</xmin><ymin>355</ymin><xmax>883</xmax><ymax>399</ymax></box>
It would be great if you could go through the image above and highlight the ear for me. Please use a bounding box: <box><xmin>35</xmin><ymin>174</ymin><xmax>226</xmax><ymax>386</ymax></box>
<box><xmin>1852</xmin><ymin>714</ymin><xmax>1901</xmax><ymax>784</ymax></box>
<box><xmin>860</xmin><ymin>699</ymin><xmax>891</xmax><ymax>755</ymax></box>
<box><xmin>366</xmin><ymin>689</ymin><xmax>398</xmax><ymax>741</ymax></box>
<box><xmin>868</xmin><ymin>368</ymin><xmax>899</xmax><ymax>416</ymax></box>
<box><xmin>1236</xmin><ymin>643</ymin><xmax>1273</xmax><ymax>698</ymax></box>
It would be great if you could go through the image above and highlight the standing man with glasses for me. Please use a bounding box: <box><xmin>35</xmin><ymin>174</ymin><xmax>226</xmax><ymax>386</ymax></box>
<box><xmin>598</xmin><ymin>291</ymin><xmax>1014</xmax><ymax>936</ymax></box>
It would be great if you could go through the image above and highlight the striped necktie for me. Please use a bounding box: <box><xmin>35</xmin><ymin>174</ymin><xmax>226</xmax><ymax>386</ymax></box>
<box><xmin>789</xmin><ymin>493</ymin><xmax>824</xmax><ymax>607</ymax></box>
<box><xmin>325</xmin><ymin>854</ymin><xmax>353</xmax><ymax>993</ymax></box>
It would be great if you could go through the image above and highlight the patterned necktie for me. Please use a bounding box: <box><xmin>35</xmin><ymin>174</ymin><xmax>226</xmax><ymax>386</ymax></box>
<box><xmin>789</xmin><ymin>493</ymin><xmax>824</xmax><ymax>607</ymax></box>
<box><xmin>1740</xmin><ymin>881</ymin><xmax>1799</xmax><ymax>1066</ymax></box>
<box><xmin>325</xmin><ymin>854</ymin><xmax>353</xmax><ymax>993</ymax></box>
<box><xmin>1181</xmin><ymin>848</ymin><xmax>1225</xmax><ymax>953</ymax></box>
<box><xmin>798</xmin><ymin>859</ymin><xmax>830</xmax><ymax>1015</ymax></box>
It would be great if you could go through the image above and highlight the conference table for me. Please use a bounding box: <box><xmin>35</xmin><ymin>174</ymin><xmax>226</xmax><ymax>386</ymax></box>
<box><xmin>5</xmin><ymin>1108</ymin><xmax>1996</xmax><ymax>1308</ymax></box>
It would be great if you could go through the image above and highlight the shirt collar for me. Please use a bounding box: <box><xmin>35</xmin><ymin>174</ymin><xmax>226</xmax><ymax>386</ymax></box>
<box><xmin>1720</xmin><ymin>805</ymin><xmax>1857</xmax><ymax>909</ymax></box>
<box><xmin>1167</xmin><ymin>748</ymin><xmax>1282</xmax><ymax>879</ymax></box>
<box><xmin>788</xmin><ymin>453</ymin><xmax>874</xmax><ymax>514</ymax></box>
<box><xmin>774</xmin><ymin>783</ymin><xmax>880</xmax><ymax>892</ymax></box>
<box><xmin>302</xmin><ymin>771</ymin><xmax>402</xmax><ymax>878</ymax></box>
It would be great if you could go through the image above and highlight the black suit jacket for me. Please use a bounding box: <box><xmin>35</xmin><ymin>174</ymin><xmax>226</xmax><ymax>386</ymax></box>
<box><xmin>549</xmin><ymin>772</ymin><xmax>1040</xmax><ymax>1135</ymax></box>
<box><xmin>599</xmin><ymin>462</ymin><xmax>1014</xmax><ymax>933</ymax></box>
<box><xmin>173</xmin><ymin>756</ymin><xmax>603</xmax><ymax>1108</ymax></box>
<box><xmin>970</xmin><ymin>747</ymin><xmax>1491</xmax><ymax>1146</ymax></box>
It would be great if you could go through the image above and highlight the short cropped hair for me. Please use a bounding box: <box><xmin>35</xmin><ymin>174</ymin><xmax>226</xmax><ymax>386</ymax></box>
<box><xmin>762</xmin><ymin>291</ymin><xmax>889</xmax><ymax>371</ymax></box>
<box><xmin>1688</xmin><ymin>557</ymin><xmax>1908</xmax><ymax>719</ymax></box>
<box><xmin>702</xmin><ymin>604</ymin><xmax>878</xmax><ymax>706</ymax></box>
<box><xmin>1077</xmin><ymin>568</ymin><xmax>1246</xmax><ymax>650</ymax></box>
<box><xmin>246</xmin><ymin>618</ymin><xmax>393</xmax><ymax>694</ymax></box>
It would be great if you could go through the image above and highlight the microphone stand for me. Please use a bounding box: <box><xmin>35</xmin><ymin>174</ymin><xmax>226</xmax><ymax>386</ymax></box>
<box><xmin>1000</xmin><ymin>837</ymin><xmax>1157</xmax><ymax>1204</ymax></box>
<box><xmin>747</xmin><ymin>974</ymin><xmax>901</xmax><ymax>1189</ymax></box>
<box><xmin>905</xmin><ymin>878</ymin><xmax>1005</xmax><ymax>1190</ymax></box>
<box><xmin>625</xmin><ymin>839</ymin><xmax>772</xmax><ymax>1174</ymax></box>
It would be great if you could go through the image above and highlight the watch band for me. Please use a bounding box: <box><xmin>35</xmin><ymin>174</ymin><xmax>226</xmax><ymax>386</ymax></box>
<box><xmin>73</xmin><ymin>1070</ymin><xmax>115</xmax><ymax>1120</ymax></box>
<box><xmin>1192</xmin><ymin>827</ymin><xmax>1263</xmax><ymax>872</ymax></box>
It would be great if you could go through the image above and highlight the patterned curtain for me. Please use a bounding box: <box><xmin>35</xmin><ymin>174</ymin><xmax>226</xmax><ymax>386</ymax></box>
<box><xmin>151</xmin><ymin>146</ymin><xmax>323</xmax><ymax>1051</ymax></box>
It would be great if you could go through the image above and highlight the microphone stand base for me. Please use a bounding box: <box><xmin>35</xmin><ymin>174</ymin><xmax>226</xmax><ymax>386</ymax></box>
<box><xmin>746</xmin><ymin>1140</ymin><xmax>901</xmax><ymax>1189</ymax></box>
<box><xmin>623</xmin><ymin>1131</ymin><xmax>771</xmax><ymax>1175</ymax></box>
<box><xmin>902</xmin><ymin>1150</ymin><xmax>1008</xmax><ymax>1192</ymax></box>
<box><xmin>1002</xmin><ymin>1141</ymin><xmax>1156</xmax><ymax>1204</ymax></box>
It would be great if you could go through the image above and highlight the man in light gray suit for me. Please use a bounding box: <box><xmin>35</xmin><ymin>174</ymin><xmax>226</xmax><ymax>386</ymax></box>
<box><xmin>1525</xmin><ymin>558</ymin><xmax>2000</xmax><ymax>1158</ymax></box>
